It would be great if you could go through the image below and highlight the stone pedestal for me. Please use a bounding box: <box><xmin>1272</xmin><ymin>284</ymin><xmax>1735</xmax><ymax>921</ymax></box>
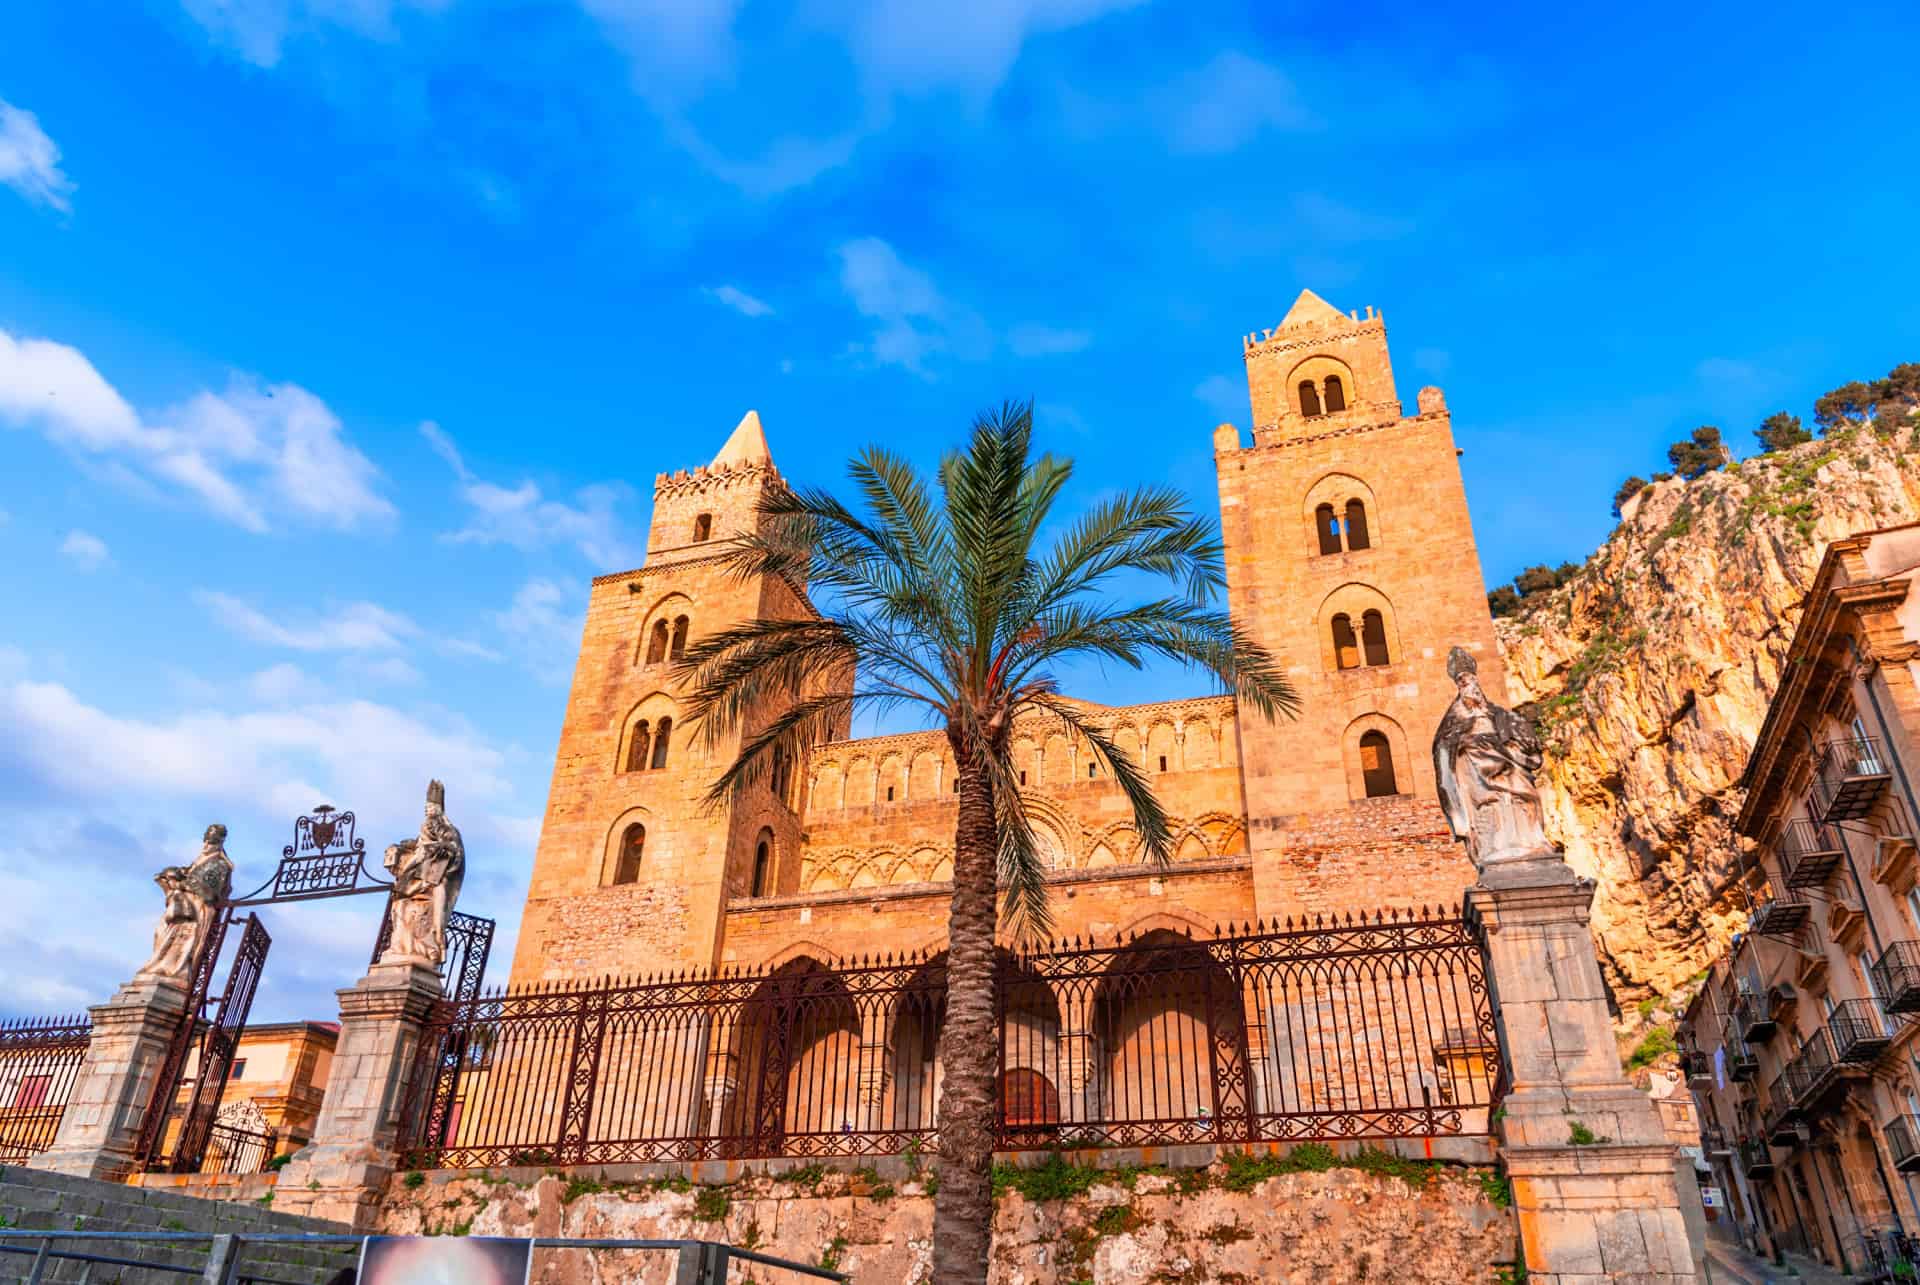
<box><xmin>273</xmin><ymin>960</ymin><xmax>442</xmax><ymax>1229</ymax></box>
<box><xmin>1469</xmin><ymin>858</ymin><xmax>1702</xmax><ymax>1284</ymax></box>
<box><xmin>30</xmin><ymin>976</ymin><xmax>190</xmax><ymax>1180</ymax></box>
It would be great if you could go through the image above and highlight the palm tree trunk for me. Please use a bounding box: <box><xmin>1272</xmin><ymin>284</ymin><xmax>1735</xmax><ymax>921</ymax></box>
<box><xmin>931</xmin><ymin>759</ymin><xmax>999</xmax><ymax>1284</ymax></box>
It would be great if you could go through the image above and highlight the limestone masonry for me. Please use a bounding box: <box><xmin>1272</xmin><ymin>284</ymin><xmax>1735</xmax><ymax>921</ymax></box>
<box><xmin>510</xmin><ymin>290</ymin><xmax>1507</xmax><ymax>983</ymax></box>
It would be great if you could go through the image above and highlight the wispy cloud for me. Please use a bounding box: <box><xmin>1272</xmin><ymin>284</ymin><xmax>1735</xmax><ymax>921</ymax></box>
<box><xmin>197</xmin><ymin>590</ymin><xmax>420</xmax><ymax>652</ymax></box>
<box><xmin>836</xmin><ymin>237</ymin><xmax>993</xmax><ymax>376</ymax></box>
<box><xmin>0</xmin><ymin>329</ymin><xmax>392</xmax><ymax>534</ymax></box>
<box><xmin>1157</xmin><ymin>53</ymin><xmax>1310</xmax><ymax>155</ymax></box>
<box><xmin>0</xmin><ymin>99</ymin><xmax>74</xmax><ymax>212</ymax></box>
<box><xmin>1008</xmin><ymin>323</ymin><xmax>1091</xmax><ymax>358</ymax></box>
<box><xmin>421</xmin><ymin>421</ymin><xmax>636</xmax><ymax>567</ymax></box>
<box><xmin>491</xmin><ymin>578</ymin><xmax>584</xmax><ymax>685</ymax></box>
<box><xmin>179</xmin><ymin>0</ymin><xmax>455</xmax><ymax>69</ymax></box>
<box><xmin>57</xmin><ymin>530</ymin><xmax>110</xmax><ymax>572</ymax></box>
<box><xmin>703</xmin><ymin>284</ymin><xmax>775</xmax><ymax>318</ymax></box>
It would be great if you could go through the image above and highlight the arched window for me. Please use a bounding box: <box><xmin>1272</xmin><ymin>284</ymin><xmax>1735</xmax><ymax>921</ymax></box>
<box><xmin>1315</xmin><ymin>503</ymin><xmax>1341</xmax><ymax>556</ymax></box>
<box><xmin>646</xmin><ymin>620</ymin><xmax>670</xmax><ymax>664</ymax></box>
<box><xmin>1361</xmin><ymin>610</ymin><xmax>1390</xmax><ymax>667</ymax></box>
<box><xmin>692</xmin><ymin>513</ymin><xmax>712</xmax><ymax>542</ymax></box>
<box><xmin>1344</xmin><ymin>499</ymin><xmax>1371</xmax><ymax>551</ymax></box>
<box><xmin>1360</xmin><ymin>730</ymin><xmax>1398</xmax><ymax>797</ymax></box>
<box><xmin>625</xmin><ymin>721</ymin><xmax>652</xmax><ymax>773</ymax></box>
<box><xmin>751</xmin><ymin>831</ymin><xmax>773</xmax><ymax>897</ymax></box>
<box><xmin>614</xmin><ymin>824</ymin><xmax>645</xmax><ymax>884</ymax></box>
<box><xmin>1299</xmin><ymin>380</ymin><xmax>1323</xmax><ymax>418</ymax></box>
<box><xmin>1323</xmin><ymin>375</ymin><xmax>1346</xmax><ymax>413</ymax></box>
<box><xmin>650</xmin><ymin>716</ymin><xmax>672</xmax><ymax>770</ymax></box>
<box><xmin>670</xmin><ymin>616</ymin><xmax>690</xmax><ymax>661</ymax></box>
<box><xmin>1331</xmin><ymin>614</ymin><xmax>1360</xmax><ymax>670</ymax></box>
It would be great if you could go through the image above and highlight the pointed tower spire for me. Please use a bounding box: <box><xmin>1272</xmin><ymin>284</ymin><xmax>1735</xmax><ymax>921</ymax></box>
<box><xmin>1279</xmin><ymin>288</ymin><xmax>1347</xmax><ymax>330</ymax></box>
<box><xmin>712</xmin><ymin>410</ymin><xmax>771</xmax><ymax>468</ymax></box>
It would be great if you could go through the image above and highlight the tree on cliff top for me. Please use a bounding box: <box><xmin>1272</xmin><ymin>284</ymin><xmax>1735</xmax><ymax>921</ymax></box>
<box><xmin>1612</xmin><ymin>476</ymin><xmax>1649</xmax><ymax>518</ymax></box>
<box><xmin>1815</xmin><ymin>364</ymin><xmax>1920</xmax><ymax>432</ymax></box>
<box><xmin>675</xmin><ymin>402</ymin><xmax>1297</xmax><ymax>1284</ymax></box>
<box><xmin>1666</xmin><ymin>426</ymin><xmax>1728</xmax><ymax>480</ymax></box>
<box><xmin>1754</xmin><ymin>412</ymin><xmax>1811</xmax><ymax>453</ymax></box>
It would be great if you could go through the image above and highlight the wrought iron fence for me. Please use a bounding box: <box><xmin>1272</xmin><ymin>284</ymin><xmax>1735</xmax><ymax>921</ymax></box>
<box><xmin>0</xmin><ymin>1013</ymin><xmax>93</xmax><ymax>1165</ymax></box>
<box><xmin>396</xmin><ymin>907</ymin><xmax>1503</xmax><ymax>1169</ymax></box>
<box><xmin>199</xmin><ymin>1122</ymin><xmax>279</xmax><ymax>1175</ymax></box>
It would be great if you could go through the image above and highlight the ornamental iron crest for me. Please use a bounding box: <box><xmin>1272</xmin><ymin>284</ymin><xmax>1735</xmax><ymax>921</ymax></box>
<box><xmin>251</xmin><ymin>804</ymin><xmax>389</xmax><ymax>902</ymax></box>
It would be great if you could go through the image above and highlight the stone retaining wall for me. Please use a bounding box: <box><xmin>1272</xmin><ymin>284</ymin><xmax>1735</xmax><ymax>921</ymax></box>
<box><xmin>0</xmin><ymin>1165</ymin><xmax>356</xmax><ymax>1284</ymax></box>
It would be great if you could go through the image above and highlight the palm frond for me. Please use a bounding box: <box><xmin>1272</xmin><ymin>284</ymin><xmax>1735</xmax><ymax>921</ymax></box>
<box><xmin>1030</xmin><ymin>696</ymin><xmax>1174</xmax><ymax>867</ymax></box>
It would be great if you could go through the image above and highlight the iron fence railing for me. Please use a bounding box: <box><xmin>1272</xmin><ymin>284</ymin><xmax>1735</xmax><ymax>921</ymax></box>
<box><xmin>1873</xmin><ymin>940</ymin><xmax>1920</xmax><ymax>1016</ymax></box>
<box><xmin>0</xmin><ymin>1012</ymin><xmax>92</xmax><ymax>1165</ymax></box>
<box><xmin>1887</xmin><ymin>1115</ymin><xmax>1920</xmax><ymax>1172</ymax></box>
<box><xmin>396</xmin><ymin>908</ymin><xmax>1503</xmax><ymax>1168</ymax></box>
<box><xmin>199</xmin><ymin>1122</ymin><xmax>278</xmax><ymax>1175</ymax></box>
<box><xmin>1778</xmin><ymin>819</ymin><xmax>1849</xmax><ymax>889</ymax></box>
<box><xmin>1813</xmin><ymin>737</ymin><xmax>1893</xmax><ymax>823</ymax></box>
<box><xmin>1738</xmin><ymin>1136</ymin><xmax>1775</xmax><ymax>1177</ymax></box>
<box><xmin>1828</xmin><ymin>997</ymin><xmax>1893</xmax><ymax>1064</ymax></box>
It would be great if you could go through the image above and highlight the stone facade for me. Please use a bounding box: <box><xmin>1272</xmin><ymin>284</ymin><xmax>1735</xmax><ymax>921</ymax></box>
<box><xmin>509</xmin><ymin>291</ymin><xmax>1503</xmax><ymax>986</ymax></box>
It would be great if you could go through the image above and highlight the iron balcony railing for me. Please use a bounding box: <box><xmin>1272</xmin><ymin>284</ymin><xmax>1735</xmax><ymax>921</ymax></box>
<box><xmin>1872</xmin><ymin>940</ymin><xmax>1920</xmax><ymax>1015</ymax></box>
<box><xmin>1682</xmin><ymin>1049</ymin><xmax>1713</xmax><ymax>1087</ymax></box>
<box><xmin>1764</xmin><ymin>1072</ymin><xmax>1806</xmax><ymax>1144</ymax></box>
<box><xmin>1828</xmin><ymin>997</ymin><xmax>1893</xmax><ymax>1065</ymax></box>
<box><xmin>1789</xmin><ymin>1027</ymin><xmax>1842</xmax><ymax>1108</ymax></box>
<box><xmin>1813</xmin><ymin>737</ymin><xmax>1893</xmax><ymax>823</ymax></box>
<box><xmin>1779</xmin><ymin>819</ymin><xmax>1850</xmax><ymax>889</ymax></box>
<box><xmin>1888</xmin><ymin>1115</ymin><xmax>1920</xmax><ymax>1173</ymax></box>
<box><xmin>1737</xmin><ymin>984</ymin><xmax>1778</xmax><ymax>1043</ymax></box>
<box><xmin>1749</xmin><ymin>894</ymin><xmax>1812</xmax><ymax>938</ymax></box>
<box><xmin>1739</xmin><ymin>1136</ymin><xmax>1776</xmax><ymax>1177</ymax></box>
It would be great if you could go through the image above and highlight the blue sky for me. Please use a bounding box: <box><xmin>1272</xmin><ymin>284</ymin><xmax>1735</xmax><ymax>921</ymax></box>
<box><xmin>2</xmin><ymin>0</ymin><xmax>1916</xmax><ymax>1021</ymax></box>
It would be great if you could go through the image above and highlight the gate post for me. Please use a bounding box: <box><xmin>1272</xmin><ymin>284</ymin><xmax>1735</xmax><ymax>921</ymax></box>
<box><xmin>29</xmin><ymin>975</ymin><xmax>191</xmax><ymax>1180</ymax></box>
<box><xmin>273</xmin><ymin>959</ymin><xmax>442</xmax><ymax>1229</ymax></box>
<box><xmin>1468</xmin><ymin>859</ymin><xmax>1702</xmax><ymax>1284</ymax></box>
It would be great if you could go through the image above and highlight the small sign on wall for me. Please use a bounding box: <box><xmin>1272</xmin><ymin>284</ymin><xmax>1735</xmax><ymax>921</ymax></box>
<box><xmin>359</xmin><ymin>1236</ymin><xmax>532</xmax><ymax>1285</ymax></box>
<box><xmin>1701</xmin><ymin>1187</ymin><xmax>1724</xmax><ymax>1209</ymax></box>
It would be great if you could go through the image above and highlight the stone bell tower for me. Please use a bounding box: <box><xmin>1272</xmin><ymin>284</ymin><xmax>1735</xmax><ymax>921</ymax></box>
<box><xmin>1213</xmin><ymin>289</ymin><xmax>1508</xmax><ymax>919</ymax></box>
<box><xmin>508</xmin><ymin>412</ymin><xmax>819</xmax><ymax>984</ymax></box>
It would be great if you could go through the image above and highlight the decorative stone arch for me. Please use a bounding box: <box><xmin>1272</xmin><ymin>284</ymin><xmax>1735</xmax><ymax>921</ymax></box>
<box><xmin>1315</xmin><ymin>583</ymin><xmax>1401</xmax><ymax>672</ymax></box>
<box><xmin>1116</xmin><ymin>907</ymin><xmax>1216</xmax><ymax>941</ymax></box>
<box><xmin>809</xmin><ymin>757</ymin><xmax>846</xmax><ymax>812</ymax></box>
<box><xmin>909</xmin><ymin>846</ymin><xmax>947</xmax><ymax>882</ymax></box>
<box><xmin>1171</xmin><ymin>822</ymin><xmax>1211</xmax><ymax>862</ymax></box>
<box><xmin>1286</xmin><ymin>354</ymin><xmax>1358</xmax><ymax>419</ymax></box>
<box><xmin>1041</xmin><ymin>732</ymin><xmax>1074</xmax><ymax>787</ymax></box>
<box><xmin>1022</xmin><ymin>796</ymin><xmax>1079</xmax><ymax>868</ymax></box>
<box><xmin>1341</xmin><ymin>711</ymin><xmax>1414</xmax><ymax>800</ymax></box>
<box><xmin>844</xmin><ymin>756</ymin><xmax>875</xmax><ymax>807</ymax></box>
<box><xmin>1086</xmin><ymin>821</ymin><xmax>1141</xmax><ymax>868</ymax></box>
<box><xmin>1184</xmin><ymin>720</ymin><xmax>1218</xmax><ymax>769</ymax></box>
<box><xmin>745</xmin><ymin>822</ymin><xmax>781</xmax><ymax>897</ymax></box>
<box><xmin>1301</xmin><ymin>471</ymin><xmax>1380</xmax><ymax>559</ymax></box>
<box><xmin>909</xmin><ymin>748</ymin><xmax>942</xmax><ymax>800</ymax></box>
<box><xmin>598</xmin><ymin>805</ymin><xmax>654</xmax><ymax>885</ymax></box>
<box><xmin>804</xmin><ymin>849</ymin><xmax>861</xmax><ymax>892</ymax></box>
<box><xmin>616</xmin><ymin>691</ymin><xmax>679</xmax><ymax>773</ymax></box>
<box><xmin>1144</xmin><ymin>720</ymin><xmax>1179</xmax><ymax>774</ymax></box>
<box><xmin>636</xmin><ymin>591</ymin><xmax>695</xmax><ymax>666</ymax></box>
<box><xmin>876</xmin><ymin>752</ymin><xmax>907</xmax><ymax>804</ymax></box>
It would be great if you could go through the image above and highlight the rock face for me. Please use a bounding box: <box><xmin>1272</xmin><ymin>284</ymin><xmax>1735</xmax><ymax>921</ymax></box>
<box><xmin>376</xmin><ymin>1163</ymin><xmax>1514</xmax><ymax>1284</ymax></box>
<box><xmin>1496</xmin><ymin>427</ymin><xmax>1920</xmax><ymax>999</ymax></box>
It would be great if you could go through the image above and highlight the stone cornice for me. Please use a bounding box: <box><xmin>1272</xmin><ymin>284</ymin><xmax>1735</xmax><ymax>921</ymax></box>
<box><xmin>726</xmin><ymin>854</ymin><xmax>1253</xmax><ymax>916</ymax></box>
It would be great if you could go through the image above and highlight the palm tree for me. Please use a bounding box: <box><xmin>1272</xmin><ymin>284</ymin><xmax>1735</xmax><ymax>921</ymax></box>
<box><xmin>676</xmin><ymin>402</ymin><xmax>1297</xmax><ymax>1283</ymax></box>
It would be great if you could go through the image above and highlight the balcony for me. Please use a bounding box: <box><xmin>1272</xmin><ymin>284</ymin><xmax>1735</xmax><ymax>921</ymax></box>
<box><xmin>1728</xmin><ymin>1043</ymin><xmax>1760</xmax><ymax>1082</ymax></box>
<box><xmin>1872</xmin><ymin>940</ymin><xmax>1920</xmax><ymax>1014</ymax></box>
<box><xmin>1813</xmin><ymin>737</ymin><xmax>1893</xmax><ymax>823</ymax></box>
<box><xmin>1887</xmin><ymin>1115</ymin><xmax>1920</xmax><ymax>1173</ymax></box>
<box><xmin>1749</xmin><ymin>895</ymin><xmax>1812</xmax><ymax>938</ymax></box>
<box><xmin>1701</xmin><ymin>1125</ymin><xmax>1733</xmax><ymax>1158</ymax></box>
<box><xmin>1789</xmin><ymin>1027</ymin><xmax>1844</xmax><ymax>1108</ymax></box>
<box><xmin>1737</xmin><ymin>986</ymin><xmax>1778</xmax><ymax>1043</ymax></box>
<box><xmin>1779</xmin><ymin>819</ymin><xmax>1849</xmax><ymax>889</ymax></box>
<box><xmin>1682</xmin><ymin>1049</ymin><xmax>1713</xmax><ymax>1088</ymax></box>
<box><xmin>1828</xmin><ymin>997</ymin><xmax>1892</xmax><ymax>1064</ymax></box>
<box><xmin>1740</xmin><ymin>1136</ymin><xmax>1777</xmax><ymax>1177</ymax></box>
<box><xmin>1764</xmin><ymin>1074</ymin><xmax>1805</xmax><ymax>1145</ymax></box>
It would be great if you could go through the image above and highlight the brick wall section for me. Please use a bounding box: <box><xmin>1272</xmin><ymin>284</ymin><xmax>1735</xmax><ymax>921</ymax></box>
<box><xmin>1255</xmin><ymin>796</ymin><xmax>1478</xmax><ymax>921</ymax></box>
<box><xmin>0</xmin><ymin>1166</ymin><xmax>355</xmax><ymax>1283</ymax></box>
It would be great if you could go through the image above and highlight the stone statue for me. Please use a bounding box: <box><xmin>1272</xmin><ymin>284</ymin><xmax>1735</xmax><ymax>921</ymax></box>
<box><xmin>134</xmin><ymin>824</ymin><xmax>234</xmax><ymax>985</ymax></box>
<box><xmin>381</xmin><ymin>780</ymin><xmax>466</xmax><ymax>966</ymax></box>
<box><xmin>1433</xmin><ymin>647</ymin><xmax>1555</xmax><ymax>871</ymax></box>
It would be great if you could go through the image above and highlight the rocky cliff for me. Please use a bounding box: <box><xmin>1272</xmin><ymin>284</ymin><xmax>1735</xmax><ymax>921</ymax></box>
<box><xmin>1496</xmin><ymin>425</ymin><xmax>1920</xmax><ymax>1000</ymax></box>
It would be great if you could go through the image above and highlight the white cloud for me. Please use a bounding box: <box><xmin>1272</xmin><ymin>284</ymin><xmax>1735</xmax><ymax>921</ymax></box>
<box><xmin>341</xmin><ymin>654</ymin><xmax>425</xmax><ymax>686</ymax></box>
<box><xmin>837</xmin><ymin>0</ymin><xmax>1145</xmax><ymax>102</ymax></box>
<box><xmin>58</xmin><ymin>530</ymin><xmax>110</xmax><ymax>571</ymax></box>
<box><xmin>0</xmin><ymin>99</ymin><xmax>75</xmax><ymax>212</ymax></box>
<box><xmin>1194</xmin><ymin>373</ymin><xmax>1243</xmax><ymax>421</ymax></box>
<box><xmin>1159</xmin><ymin>52</ymin><xmax>1309</xmax><ymax>155</ymax></box>
<box><xmin>581</xmin><ymin>0</ymin><xmax>745</xmax><ymax>105</ymax></box>
<box><xmin>180</xmin><ymin>0</ymin><xmax>455</xmax><ymax>69</ymax></box>
<box><xmin>1293</xmin><ymin>192</ymin><xmax>1411</xmax><ymax>243</ymax></box>
<box><xmin>703</xmin><ymin>284</ymin><xmax>775</xmax><ymax>318</ymax></box>
<box><xmin>0</xmin><ymin>329</ymin><xmax>392</xmax><ymax>533</ymax></box>
<box><xmin>491</xmin><ymin>578</ymin><xmax>584</xmax><ymax>685</ymax></box>
<box><xmin>421</xmin><ymin>421</ymin><xmax>636</xmax><ymax>567</ymax></box>
<box><xmin>197</xmin><ymin>590</ymin><xmax>420</xmax><ymax>652</ymax></box>
<box><xmin>836</xmin><ymin>237</ymin><xmax>993</xmax><ymax>376</ymax></box>
<box><xmin>1007</xmin><ymin>323</ymin><xmax>1091</xmax><ymax>358</ymax></box>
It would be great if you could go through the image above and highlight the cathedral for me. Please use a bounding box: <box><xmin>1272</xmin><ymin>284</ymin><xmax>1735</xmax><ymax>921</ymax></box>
<box><xmin>508</xmin><ymin>290</ymin><xmax>1509</xmax><ymax>985</ymax></box>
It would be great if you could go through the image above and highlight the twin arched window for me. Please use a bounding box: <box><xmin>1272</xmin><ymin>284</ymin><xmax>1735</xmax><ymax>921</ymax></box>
<box><xmin>645</xmin><ymin>614</ymin><xmax>691</xmax><ymax>665</ymax></box>
<box><xmin>692</xmin><ymin>513</ymin><xmax>712</xmax><ymax>542</ymax></box>
<box><xmin>1359</xmin><ymin>730</ymin><xmax>1399</xmax><ymax>797</ymax></box>
<box><xmin>1314</xmin><ymin>499</ymin><xmax>1372</xmax><ymax>555</ymax></box>
<box><xmin>624</xmin><ymin>715</ymin><xmax>672</xmax><ymax>772</ymax></box>
<box><xmin>1331</xmin><ymin>610</ymin><xmax>1390</xmax><ymax>670</ymax></box>
<box><xmin>1299</xmin><ymin>375</ymin><xmax>1348</xmax><ymax>418</ymax></box>
<box><xmin>613</xmin><ymin>823</ymin><xmax>646</xmax><ymax>884</ymax></box>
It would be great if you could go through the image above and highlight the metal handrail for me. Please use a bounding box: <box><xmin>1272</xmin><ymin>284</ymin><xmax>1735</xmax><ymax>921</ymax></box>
<box><xmin>0</xmin><ymin>1230</ymin><xmax>848</xmax><ymax>1284</ymax></box>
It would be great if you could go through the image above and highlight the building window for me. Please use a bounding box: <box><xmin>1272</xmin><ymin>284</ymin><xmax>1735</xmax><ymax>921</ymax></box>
<box><xmin>1088</xmin><ymin>763</ymin><xmax>1097</xmax><ymax>779</ymax></box>
<box><xmin>1360</xmin><ymin>730</ymin><xmax>1398</xmax><ymax>797</ymax></box>
<box><xmin>614</xmin><ymin>824</ymin><xmax>645</xmax><ymax>885</ymax></box>
<box><xmin>625</xmin><ymin>722</ymin><xmax>652</xmax><ymax>773</ymax></box>
<box><xmin>752</xmin><ymin>832</ymin><xmax>773</xmax><ymax>897</ymax></box>
<box><xmin>1361</xmin><ymin>610</ymin><xmax>1390</xmax><ymax>666</ymax></box>
<box><xmin>1019</xmin><ymin>771</ymin><xmax>1027</xmax><ymax>786</ymax></box>
<box><xmin>1344</xmin><ymin>499</ymin><xmax>1371</xmax><ymax>551</ymax></box>
<box><xmin>650</xmin><ymin>716</ymin><xmax>672</xmax><ymax>770</ymax></box>
<box><xmin>1159</xmin><ymin>755</ymin><xmax>1168</xmax><ymax>772</ymax></box>
<box><xmin>13</xmin><ymin>1075</ymin><xmax>52</xmax><ymax>1109</ymax></box>
<box><xmin>1323</xmin><ymin>375</ymin><xmax>1346</xmax><ymax>413</ymax></box>
<box><xmin>1300</xmin><ymin>380</ymin><xmax>1323</xmax><ymax>418</ymax></box>
<box><xmin>769</xmin><ymin>745</ymin><xmax>791</xmax><ymax>801</ymax></box>
<box><xmin>886</xmin><ymin>786</ymin><xmax>895</xmax><ymax>802</ymax></box>
<box><xmin>228</xmin><ymin>1059</ymin><xmax>246</xmax><ymax>1081</ymax></box>
<box><xmin>999</xmin><ymin>1067</ymin><xmax>1062</xmax><ymax>1128</ymax></box>
<box><xmin>670</xmin><ymin>615</ymin><xmax>690</xmax><ymax>661</ymax></box>
<box><xmin>646</xmin><ymin>620</ymin><xmax>670</xmax><ymax>664</ymax></box>
<box><xmin>1315</xmin><ymin>503</ymin><xmax>1341</xmax><ymax>556</ymax></box>
<box><xmin>692</xmin><ymin>513</ymin><xmax>712</xmax><ymax>542</ymax></box>
<box><xmin>1331</xmin><ymin>613</ymin><xmax>1360</xmax><ymax>670</ymax></box>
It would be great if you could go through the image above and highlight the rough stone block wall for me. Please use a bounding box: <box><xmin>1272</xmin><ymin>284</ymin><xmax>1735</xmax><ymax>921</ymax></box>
<box><xmin>1256</xmin><ymin>795</ymin><xmax>1477</xmax><ymax>920</ymax></box>
<box><xmin>375</xmin><ymin>1155</ymin><xmax>1517</xmax><ymax>1284</ymax></box>
<box><xmin>0</xmin><ymin>1165</ymin><xmax>356</xmax><ymax>1283</ymax></box>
